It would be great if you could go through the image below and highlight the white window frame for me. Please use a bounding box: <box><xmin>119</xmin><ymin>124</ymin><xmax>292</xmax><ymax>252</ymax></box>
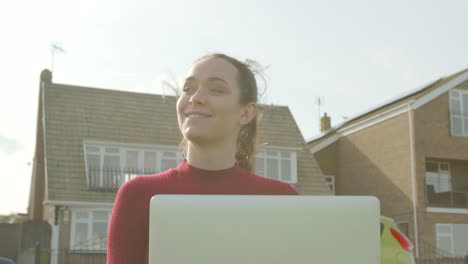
<box><xmin>83</xmin><ymin>141</ymin><xmax>183</xmax><ymax>187</ymax></box>
<box><xmin>255</xmin><ymin>148</ymin><xmax>297</xmax><ymax>183</ymax></box>
<box><xmin>425</xmin><ymin>161</ymin><xmax>452</xmax><ymax>193</ymax></box>
<box><xmin>436</xmin><ymin>223</ymin><xmax>468</xmax><ymax>257</ymax></box>
<box><xmin>436</xmin><ymin>224</ymin><xmax>454</xmax><ymax>256</ymax></box>
<box><xmin>449</xmin><ymin>90</ymin><xmax>468</xmax><ymax>137</ymax></box>
<box><xmin>70</xmin><ymin>209</ymin><xmax>111</xmax><ymax>252</ymax></box>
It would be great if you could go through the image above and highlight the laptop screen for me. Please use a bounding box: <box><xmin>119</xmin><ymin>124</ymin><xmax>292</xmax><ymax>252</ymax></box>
<box><xmin>149</xmin><ymin>195</ymin><xmax>380</xmax><ymax>264</ymax></box>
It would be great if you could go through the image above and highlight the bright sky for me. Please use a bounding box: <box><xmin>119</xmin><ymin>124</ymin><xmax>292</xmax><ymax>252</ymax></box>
<box><xmin>0</xmin><ymin>0</ymin><xmax>467</xmax><ymax>214</ymax></box>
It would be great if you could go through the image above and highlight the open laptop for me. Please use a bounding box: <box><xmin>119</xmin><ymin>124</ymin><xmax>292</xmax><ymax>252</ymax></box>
<box><xmin>149</xmin><ymin>195</ymin><xmax>380</xmax><ymax>264</ymax></box>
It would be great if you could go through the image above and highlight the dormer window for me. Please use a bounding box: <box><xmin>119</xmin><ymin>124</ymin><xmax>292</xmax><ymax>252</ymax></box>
<box><xmin>83</xmin><ymin>142</ymin><xmax>182</xmax><ymax>190</ymax></box>
<box><xmin>449</xmin><ymin>90</ymin><xmax>468</xmax><ymax>136</ymax></box>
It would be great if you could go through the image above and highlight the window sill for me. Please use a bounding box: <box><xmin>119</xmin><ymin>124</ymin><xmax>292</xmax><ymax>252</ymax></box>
<box><xmin>426</xmin><ymin>207</ymin><xmax>468</xmax><ymax>214</ymax></box>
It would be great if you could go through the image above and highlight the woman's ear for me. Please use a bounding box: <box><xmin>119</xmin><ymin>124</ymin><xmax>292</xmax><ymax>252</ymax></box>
<box><xmin>240</xmin><ymin>102</ymin><xmax>257</xmax><ymax>125</ymax></box>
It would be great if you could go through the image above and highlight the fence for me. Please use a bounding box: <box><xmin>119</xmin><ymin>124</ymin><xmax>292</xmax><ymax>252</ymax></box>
<box><xmin>426</xmin><ymin>186</ymin><xmax>468</xmax><ymax>209</ymax></box>
<box><xmin>0</xmin><ymin>223</ymin><xmax>20</xmax><ymax>263</ymax></box>
<box><xmin>47</xmin><ymin>249</ymin><xmax>106</xmax><ymax>264</ymax></box>
<box><xmin>87</xmin><ymin>167</ymin><xmax>158</xmax><ymax>191</ymax></box>
<box><xmin>416</xmin><ymin>239</ymin><xmax>468</xmax><ymax>264</ymax></box>
<box><xmin>16</xmin><ymin>221</ymin><xmax>50</xmax><ymax>264</ymax></box>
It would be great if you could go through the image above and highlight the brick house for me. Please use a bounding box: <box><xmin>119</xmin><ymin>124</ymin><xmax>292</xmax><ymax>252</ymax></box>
<box><xmin>28</xmin><ymin>69</ymin><xmax>331</xmax><ymax>264</ymax></box>
<box><xmin>307</xmin><ymin>68</ymin><xmax>468</xmax><ymax>258</ymax></box>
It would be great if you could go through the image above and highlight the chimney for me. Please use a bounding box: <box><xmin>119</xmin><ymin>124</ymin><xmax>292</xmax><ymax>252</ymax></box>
<box><xmin>320</xmin><ymin>113</ymin><xmax>331</xmax><ymax>132</ymax></box>
<box><xmin>40</xmin><ymin>69</ymin><xmax>52</xmax><ymax>84</ymax></box>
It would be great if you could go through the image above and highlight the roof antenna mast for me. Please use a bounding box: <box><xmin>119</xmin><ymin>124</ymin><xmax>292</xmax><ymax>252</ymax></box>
<box><xmin>50</xmin><ymin>41</ymin><xmax>66</xmax><ymax>72</ymax></box>
<box><xmin>314</xmin><ymin>96</ymin><xmax>324</xmax><ymax>132</ymax></box>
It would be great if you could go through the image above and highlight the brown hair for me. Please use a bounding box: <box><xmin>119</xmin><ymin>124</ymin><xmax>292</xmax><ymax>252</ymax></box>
<box><xmin>180</xmin><ymin>53</ymin><xmax>264</xmax><ymax>171</ymax></box>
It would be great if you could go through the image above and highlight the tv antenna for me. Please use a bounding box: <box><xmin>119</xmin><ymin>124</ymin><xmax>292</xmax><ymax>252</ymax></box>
<box><xmin>314</xmin><ymin>96</ymin><xmax>324</xmax><ymax>131</ymax></box>
<box><xmin>50</xmin><ymin>41</ymin><xmax>66</xmax><ymax>72</ymax></box>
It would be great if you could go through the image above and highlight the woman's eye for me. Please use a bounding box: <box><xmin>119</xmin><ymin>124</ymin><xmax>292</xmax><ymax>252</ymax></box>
<box><xmin>183</xmin><ymin>85</ymin><xmax>195</xmax><ymax>94</ymax></box>
<box><xmin>209</xmin><ymin>87</ymin><xmax>224</xmax><ymax>94</ymax></box>
<box><xmin>208</xmin><ymin>83</ymin><xmax>226</xmax><ymax>94</ymax></box>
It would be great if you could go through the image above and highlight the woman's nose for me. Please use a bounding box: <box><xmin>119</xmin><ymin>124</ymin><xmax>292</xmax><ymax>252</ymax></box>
<box><xmin>189</xmin><ymin>87</ymin><xmax>206</xmax><ymax>105</ymax></box>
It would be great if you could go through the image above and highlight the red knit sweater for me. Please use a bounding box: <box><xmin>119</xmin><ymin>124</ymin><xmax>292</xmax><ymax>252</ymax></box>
<box><xmin>106</xmin><ymin>160</ymin><xmax>298</xmax><ymax>264</ymax></box>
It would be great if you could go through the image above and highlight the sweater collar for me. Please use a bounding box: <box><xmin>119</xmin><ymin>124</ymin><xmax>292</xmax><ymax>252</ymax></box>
<box><xmin>176</xmin><ymin>159</ymin><xmax>245</xmax><ymax>181</ymax></box>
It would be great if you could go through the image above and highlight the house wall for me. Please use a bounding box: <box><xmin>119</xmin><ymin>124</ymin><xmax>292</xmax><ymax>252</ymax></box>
<box><xmin>335</xmin><ymin>112</ymin><xmax>417</xmax><ymax>238</ymax></box>
<box><xmin>28</xmin><ymin>87</ymin><xmax>46</xmax><ymax>221</ymax></box>
<box><xmin>312</xmin><ymin>143</ymin><xmax>337</xmax><ymax>177</ymax></box>
<box><xmin>413</xmin><ymin>81</ymin><xmax>468</xmax><ymax>250</ymax></box>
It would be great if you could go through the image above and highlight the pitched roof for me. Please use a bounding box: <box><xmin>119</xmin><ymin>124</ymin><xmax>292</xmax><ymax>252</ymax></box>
<box><xmin>307</xmin><ymin>68</ymin><xmax>468</xmax><ymax>147</ymax></box>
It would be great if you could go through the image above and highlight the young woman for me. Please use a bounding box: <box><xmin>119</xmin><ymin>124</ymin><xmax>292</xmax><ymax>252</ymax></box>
<box><xmin>106</xmin><ymin>53</ymin><xmax>298</xmax><ymax>264</ymax></box>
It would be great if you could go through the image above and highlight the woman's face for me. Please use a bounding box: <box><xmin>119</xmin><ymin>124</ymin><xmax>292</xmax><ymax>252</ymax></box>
<box><xmin>177</xmin><ymin>57</ymin><xmax>250</xmax><ymax>146</ymax></box>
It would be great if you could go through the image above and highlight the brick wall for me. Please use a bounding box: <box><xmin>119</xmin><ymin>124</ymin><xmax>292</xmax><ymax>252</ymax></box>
<box><xmin>413</xmin><ymin>81</ymin><xmax>468</xmax><ymax>251</ymax></box>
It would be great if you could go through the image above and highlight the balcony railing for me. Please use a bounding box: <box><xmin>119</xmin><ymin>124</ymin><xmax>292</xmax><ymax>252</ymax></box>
<box><xmin>87</xmin><ymin>167</ymin><xmax>158</xmax><ymax>191</ymax></box>
<box><xmin>426</xmin><ymin>186</ymin><xmax>468</xmax><ymax>209</ymax></box>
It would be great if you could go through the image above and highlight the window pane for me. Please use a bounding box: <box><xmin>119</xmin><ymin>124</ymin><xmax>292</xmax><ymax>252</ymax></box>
<box><xmin>451</xmin><ymin>117</ymin><xmax>462</xmax><ymax>136</ymax></box>
<box><xmin>86</xmin><ymin>154</ymin><xmax>100</xmax><ymax>173</ymax></box>
<box><xmin>144</xmin><ymin>152</ymin><xmax>157</xmax><ymax>173</ymax></box>
<box><xmin>450</xmin><ymin>91</ymin><xmax>460</xmax><ymax>99</ymax></box>
<box><xmin>450</xmin><ymin>99</ymin><xmax>461</xmax><ymax>115</ymax></box>
<box><xmin>452</xmin><ymin>224</ymin><xmax>468</xmax><ymax>256</ymax></box>
<box><xmin>462</xmin><ymin>94</ymin><xmax>468</xmax><ymax>116</ymax></box>
<box><xmin>437</xmin><ymin>237</ymin><xmax>452</xmax><ymax>255</ymax></box>
<box><xmin>437</xmin><ymin>225</ymin><xmax>451</xmax><ymax>233</ymax></box>
<box><xmin>266</xmin><ymin>150</ymin><xmax>277</xmax><ymax>157</ymax></box>
<box><xmin>74</xmin><ymin>223</ymin><xmax>88</xmax><ymax>249</ymax></box>
<box><xmin>162</xmin><ymin>152</ymin><xmax>176</xmax><ymax>158</ymax></box>
<box><xmin>125</xmin><ymin>151</ymin><xmax>139</xmax><ymax>171</ymax></box>
<box><xmin>281</xmin><ymin>160</ymin><xmax>291</xmax><ymax>181</ymax></box>
<box><xmin>425</xmin><ymin>172</ymin><xmax>439</xmax><ymax>192</ymax></box>
<box><xmin>280</xmin><ymin>152</ymin><xmax>291</xmax><ymax>159</ymax></box>
<box><xmin>464</xmin><ymin>118</ymin><xmax>468</xmax><ymax>136</ymax></box>
<box><xmin>103</xmin><ymin>155</ymin><xmax>120</xmax><ymax>170</ymax></box>
<box><xmin>105</xmin><ymin>147</ymin><xmax>119</xmax><ymax>154</ymax></box>
<box><xmin>255</xmin><ymin>157</ymin><xmax>265</xmax><ymax>176</ymax></box>
<box><xmin>124</xmin><ymin>150</ymin><xmax>139</xmax><ymax>181</ymax></box>
<box><xmin>397</xmin><ymin>222</ymin><xmax>409</xmax><ymax>238</ymax></box>
<box><xmin>93</xmin><ymin>211</ymin><xmax>109</xmax><ymax>221</ymax></box>
<box><xmin>161</xmin><ymin>159</ymin><xmax>177</xmax><ymax>171</ymax></box>
<box><xmin>76</xmin><ymin>212</ymin><xmax>88</xmax><ymax>220</ymax></box>
<box><xmin>426</xmin><ymin>162</ymin><xmax>438</xmax><ymax>172</ymax></box>
<box><xmin>92</xmin><ymin>222</ymin><xmax>108</xmax><ymax>250</ymax></box>
<box><xmin>85</xmin><ymin>146</ymin><xmax>100</xmax><ymax>153</ymax></box>
<box><xmin>103</xmin><ymin>155</ymin><xmax>121</xmax><ymax>187</ymax></box>
<box><xmin>439</xmin><ymin>172</ymin><xmax>452</xmax><ymax>192</ymax></box>
<box><xmin>439</xmin><ymin>164</ymin><xmax>449</xmax><ymax>171</ymax></box>
<box><xmin>266</xmin><ymin>158</ymin><xmax>279</xmax><ymax>180</ymax></box>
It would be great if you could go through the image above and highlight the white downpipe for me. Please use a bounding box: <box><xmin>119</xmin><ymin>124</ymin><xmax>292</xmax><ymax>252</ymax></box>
<box><xmin>408</xmin><ymin>104</ymin><xmax>419</xmax><ymax>257</ymax></box>
<box><xmin>51</xmin><ymin>224</ymin><xmax>59</xmax><ymax>264</ymax></box>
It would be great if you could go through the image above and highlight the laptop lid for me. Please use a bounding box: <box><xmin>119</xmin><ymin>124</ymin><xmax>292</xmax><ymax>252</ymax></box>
<box><xmin>149</xmin><ymin>195</ymin><xmax>380</xmax><ymax>264</ymax></box>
